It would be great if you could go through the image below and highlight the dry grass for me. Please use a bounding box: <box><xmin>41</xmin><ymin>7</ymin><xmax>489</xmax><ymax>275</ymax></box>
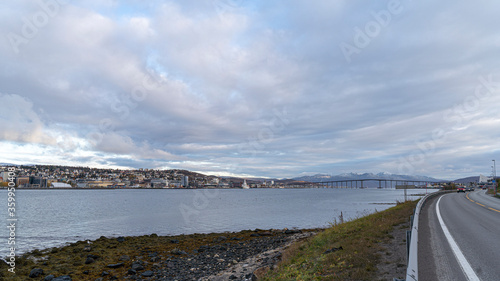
<box><xmin>261</xmin><ymin>200</ymin><xmax>418</xmax><ymax>281</ymax></box>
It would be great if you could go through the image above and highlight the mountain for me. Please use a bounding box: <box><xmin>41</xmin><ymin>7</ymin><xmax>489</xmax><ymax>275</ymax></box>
<box><xmin>293</xmin><ymin>172</ymin><xmax>445</xmax><ymax>183</ymax></box>
<box><xmin>452</xmin><ymin>176</ymin><xmax>479</xmax><ymax>184</ymax></box>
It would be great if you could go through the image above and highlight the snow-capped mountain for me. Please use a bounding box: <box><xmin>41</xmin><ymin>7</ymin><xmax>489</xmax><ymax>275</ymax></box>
<box><xmin>293</xmin><ymin>172</ymin><xmax>445</xmax><ymax>183</ymax></box>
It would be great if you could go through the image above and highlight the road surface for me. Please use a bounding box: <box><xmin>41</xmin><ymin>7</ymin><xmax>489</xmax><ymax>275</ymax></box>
<box><xmin>419</xmin><ymin>190</ymin><xmax>500</xmax><ymax>280</ymax></box>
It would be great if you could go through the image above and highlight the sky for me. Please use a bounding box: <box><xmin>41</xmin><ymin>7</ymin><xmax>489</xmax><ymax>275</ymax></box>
<box><xmin>0</xmin><ymin>0</ymin><xmax>500</xmax><ymax>180</ymax></box>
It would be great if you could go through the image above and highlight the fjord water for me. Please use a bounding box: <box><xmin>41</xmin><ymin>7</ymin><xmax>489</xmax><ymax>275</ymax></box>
<box><xmin>0</xmin><ymin>188</ymin><xmax>434</xmax><ymax>257</ymax></box>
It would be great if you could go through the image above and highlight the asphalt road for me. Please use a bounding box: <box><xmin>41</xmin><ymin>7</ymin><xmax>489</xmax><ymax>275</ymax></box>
<box><xmin>419</xmin><ymin>190</ymin><xmax>500</xmax><ymax>281</ymax></box>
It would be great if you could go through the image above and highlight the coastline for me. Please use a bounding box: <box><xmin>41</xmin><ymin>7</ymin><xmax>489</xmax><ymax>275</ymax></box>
<box><xmin>0</xmin><ymin>200</ymin><xmax>418</xmax><ymax>280</ymax></box>
<box><xmin>0</xmin><ymin>228</ymin><xmax>320</xmax><ymax>280</ymax></box>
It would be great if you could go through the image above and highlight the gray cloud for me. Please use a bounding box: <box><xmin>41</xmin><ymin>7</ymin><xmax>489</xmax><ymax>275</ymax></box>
<box><xmin>0</xmin><ymin>0</ymin><xmax>500</xmax><ymax>179</ymax></box>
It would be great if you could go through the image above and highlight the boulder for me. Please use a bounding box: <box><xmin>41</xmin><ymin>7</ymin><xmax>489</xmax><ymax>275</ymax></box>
<box><xmin>29</xmin><ymin>268</ymin><xmax>44</xmax><ymax>278</ymax></box>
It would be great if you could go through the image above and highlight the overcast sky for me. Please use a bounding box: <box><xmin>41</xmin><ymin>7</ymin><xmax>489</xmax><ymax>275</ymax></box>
<box><xmin>1</xmin><ymin>0</ymin><xmax>499</xmax><ymax>180</ymax></box>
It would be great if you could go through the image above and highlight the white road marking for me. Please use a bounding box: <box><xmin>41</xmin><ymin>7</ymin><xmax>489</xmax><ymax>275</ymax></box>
<box><xmin>436</xmin><ymin>196</ymin><xmax>480</xmax><ymax>281</ymax></box>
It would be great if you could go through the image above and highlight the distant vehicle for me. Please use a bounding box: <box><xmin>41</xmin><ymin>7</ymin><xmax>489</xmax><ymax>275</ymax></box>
<box><xmin>470</xmin><ymin>187</ymin><xmax>475</xmax><ymax>191</ymax></box>
<box><xmin>457</xmin><ymin>187</ymin><xmax>465</xmax><ymax>193</ymax></box>
<box><xmin>465</xmin><ymin>187</ymin><xmax>472</xmax><ymax>192</ymax></box>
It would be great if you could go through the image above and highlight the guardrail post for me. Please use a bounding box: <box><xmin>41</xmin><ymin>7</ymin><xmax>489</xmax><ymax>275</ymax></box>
<box><xmin>406</xmin><ymin>230</ymin><xmax>411</xmax><ymax>263</ymax></box>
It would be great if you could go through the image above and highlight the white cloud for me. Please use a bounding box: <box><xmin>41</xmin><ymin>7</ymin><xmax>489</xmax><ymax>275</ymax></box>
<box><xmin>0</xmin><ymin>93</ymin><xmax>55</xmax><ymax>145</ymax></box>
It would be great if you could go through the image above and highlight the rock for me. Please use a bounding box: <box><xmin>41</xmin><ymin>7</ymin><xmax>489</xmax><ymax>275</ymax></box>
<box><xmin>231</xmin><ymin>237</ymin><xmax>242</xmax><ymax>241</ymax></box>
<box><xmin>119</xmin><ymin>255</ymin><xmax>130</xmax><ymax>261</ymax></box>
<box><xmin>83</xmin><ymin>245</ymin><xmax>92</xmax><ymax>252</ymax></box>
<box><xmin>52</xmin><ymin>276</ymin><xmax>72</xmax><ymax>281</ymax></box>
<box><xmin>170</xmin><ymin>239</ymin><xmax>179</xmax><ymax>244</ymax></box>
<box><xmin>83</xmin><ymin>271</ymin><xmax>89</xmax><ymax>275</ymax></box>
<box><xmin>141</xmin><ymin>270</ymin><xmax>154</xmax><ymax>277</ymax></box>
<box><xmin>284</xmin><ymin>229</ymin><xmax>301</xmax><ymax>234</ymax></box>
<box><xmin>323</xmin><ymin>246</ymin><xmax>343</xmax><ymax>254</ymax></box>
<box><xmin>44</xmin><ymin>275</ymin><xmax>55</xmax><ymax>281</ymax></box>
<box><xmin>217</xmin><ymin>236</ymin><xmax>227</xmax><ymax>242</ymax></box>
<box><xmin>166</xmin><ymin>261</ymin><xmax>175</xmax><ymax>268</ymax></box>
<box><xmin>29</xmin><ymin>268</ymin><xmax>44</xmax><ymax>278</ymax></box>
<box><xmin>260</xmin><ymin>232</ymin><xmax>273</xmax><ymax>236</ymax></box>
<box><xmin>150</xmin><ymin>233</ymin><xmax>158</xmax><ymax>237</ymax></box>
<box><xmin>244</xmin><ymin>273</ymin><xmax>257</xmax><ymax>280</ymax></box>
<box><xmin>198</xmin><ymin>245</ymin><xmax>209</xmax><ymax>252</ymax></box>
<box><xmin>107</xmin><ymin>263</ymin><xmax>124</xmax><ymax>268</ymax></box>
<box><xmin>87</xmin><ymin>254</ymin><xmax>100</xmax><ymax>260</ymax></box>
<box><xmin>117</xmin><ymin>236</ymin><xmax>125</xmax><ymax>242</ymax></box>
<box><xmin>127</xmin><ymin>269</ymin><xmax>137</xmax><ymax>275</ymax></box>
<box><xmin>229</xmin><ymin>275</ymin><xmax>238</xmax><ymax>280</ymax></box>
<box><xmin>101</xmin><ymin>271</ymin><xmax>109</xmax><ymax>277</ymax></box>
<box><xmin>94</xmin><ymin>278</ymin><xmax>103</xmax><ymax>281</ymax></box>
<box><xmin>250</xmin><ymin>233</ymin><xmax>260</xmax><ymax>237</ymax></box>
<box><xmin>171</xmin><ymin>248</ymin><xmax>188</xmax><ymax>255</ymax></box>
<box><xmin>85</xmin><ymin>257</ymin><xmax>95</xmax><ymax>264</ymax></box>
<box><xmin>131</xmin><ymin>262</ymin><xmax>145</xmax><ymax>271</ymax></box>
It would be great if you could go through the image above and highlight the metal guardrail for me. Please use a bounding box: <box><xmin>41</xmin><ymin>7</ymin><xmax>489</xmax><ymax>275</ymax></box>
<box><xmin>404</xmin><ymin>190</ymin><xmax>451</xmax><ymax>281</ymax></box>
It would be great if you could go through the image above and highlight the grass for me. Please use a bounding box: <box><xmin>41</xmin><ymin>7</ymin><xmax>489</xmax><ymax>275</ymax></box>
<box><xmin>261</xmin><ymin>200</ymin><xmax>418</xmax><ymax>281</ymax></box>
<box><xmin>486</xmin><ymin>187</ymin><xmax>500</xmax><ymax>198</ymax></box>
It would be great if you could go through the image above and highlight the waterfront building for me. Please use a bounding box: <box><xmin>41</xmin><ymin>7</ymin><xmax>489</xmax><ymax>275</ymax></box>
<box><xmin>50</xmin><ymin>182</ymin><xmax>72</xmax><ymax>188</ymax></box>
<box><xmin>181</xmin><ymin>176</ymin><xmax>189</xmax><ymax>187</ymax></box>
<box><xmin>16</xmin><ymin>176</ymin><xmax>30</xmax><ymax>187</ymax></box>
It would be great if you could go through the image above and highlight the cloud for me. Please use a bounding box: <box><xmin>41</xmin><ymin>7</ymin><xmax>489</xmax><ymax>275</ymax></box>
<box><xmin>0</xmin><ymin>93</ymin><xmax>55</xmax><ymax>145</ymax></box>
<box><xmin>0</xmin><ymin>0</ymin><xmax>500</xmax><ymax>179</ymax></box>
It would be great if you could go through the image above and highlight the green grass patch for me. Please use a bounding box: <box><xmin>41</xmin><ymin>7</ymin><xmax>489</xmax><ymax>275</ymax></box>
<box><xmin>261</xmin><ymin>200</ymin><xmax>418</xmax><ymax>281</ymax></box>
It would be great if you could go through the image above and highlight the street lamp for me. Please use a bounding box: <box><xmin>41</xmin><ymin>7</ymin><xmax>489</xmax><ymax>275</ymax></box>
<box><xmin>493</xmin><ymin>160</ymin><xmax>497</xmax><ymax>194</ymax></box>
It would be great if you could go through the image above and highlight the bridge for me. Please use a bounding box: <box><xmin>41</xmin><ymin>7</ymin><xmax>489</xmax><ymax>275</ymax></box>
<box><xmin>291</xmin><ymin>179</ymin><xmax>443</xmax><ymax>188</ymax></box>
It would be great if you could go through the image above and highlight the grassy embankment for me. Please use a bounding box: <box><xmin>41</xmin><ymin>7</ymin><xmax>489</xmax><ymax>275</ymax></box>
<box><xmin>262</xmin><ymin>200</ymin><xmax>418</xmax><ymax>281</ymax></box>
<box><xmin>487</xmin><ymin>188</ymin><xmax>500</xmax><ymax>198</ymax></box>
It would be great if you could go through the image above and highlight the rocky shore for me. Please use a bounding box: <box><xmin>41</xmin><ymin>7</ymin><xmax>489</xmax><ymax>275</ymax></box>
<box><xmin>1</xmin><ymin>228</ymin><xmax>319</xmax><ymax>281</ymax></box>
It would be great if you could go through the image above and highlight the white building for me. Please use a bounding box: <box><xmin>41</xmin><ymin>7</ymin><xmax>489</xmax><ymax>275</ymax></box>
<box><xmin>50</xmin><ymin>182</ymin><xmax>72</xmax><ymax>188</ymax></box>
<box><xmin>479</xmin><ymin>174</ymin><xmax>491</xmax><ymax>184</ymax></box>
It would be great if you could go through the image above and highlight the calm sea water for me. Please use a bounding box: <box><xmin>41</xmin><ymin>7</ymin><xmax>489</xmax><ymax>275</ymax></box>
<box><xmin>0</xmin><ymin>188</ymin><xmax>434</xmax><ymax>257</ymax></box>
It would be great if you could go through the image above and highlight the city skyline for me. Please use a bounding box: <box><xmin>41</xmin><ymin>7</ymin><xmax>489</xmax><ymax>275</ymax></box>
<box><xmin>1</xmin><ymin>1</ymin><xmax>499</xmax><ymax>179</ymax></box>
